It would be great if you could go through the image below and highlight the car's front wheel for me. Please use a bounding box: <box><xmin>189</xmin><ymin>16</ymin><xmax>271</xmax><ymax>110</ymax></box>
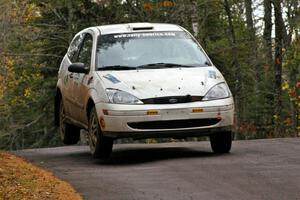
<box><xmin>88</xmin><ymin>107</ymin><xmax>113</xmax><ymax>158</ymax></box>
<box><xmin>210</xmin><ymin>131</ymin><xmax>232</xmax><ymax>153</ymax></box>
<box><xmin>59</xmin><ymin>100</ymin><xmax>80</xmax><ymax>145</ymax></box>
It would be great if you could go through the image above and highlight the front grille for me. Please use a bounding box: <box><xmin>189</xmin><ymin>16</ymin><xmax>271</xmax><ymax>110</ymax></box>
<box><xmin>142</xmin><ymin>95</ymin><xmax>203</xmax><ymax>104</ymax></box>
<box><xmin>128</xmin><ymin>118</ymin><xmax>221</xmax><ymax>130</ymax></box>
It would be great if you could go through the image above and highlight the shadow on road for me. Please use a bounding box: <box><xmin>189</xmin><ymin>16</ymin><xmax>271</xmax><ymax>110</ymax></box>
<box><xmin>16</xmin><ymin>144</ymin><xmax>229</xmax><ymax>167</ymax></box>
<box><xmin>94</xmin><ymin>146</ymin><xmax>219</xmax><ymax>166</ymax></box>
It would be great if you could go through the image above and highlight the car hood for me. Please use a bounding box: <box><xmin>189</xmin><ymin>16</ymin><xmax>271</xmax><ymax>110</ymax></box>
<box><xmin>96</xmin><ymin>67</ymin><xmax>225</xmax><ymax>100</ymax></box>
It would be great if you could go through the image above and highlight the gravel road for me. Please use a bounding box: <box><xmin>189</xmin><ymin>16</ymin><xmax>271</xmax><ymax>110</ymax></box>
<box><xmin>15</xmin><ymin>138</ymin><xmax>300</xmax><ymax>200</ymax></box>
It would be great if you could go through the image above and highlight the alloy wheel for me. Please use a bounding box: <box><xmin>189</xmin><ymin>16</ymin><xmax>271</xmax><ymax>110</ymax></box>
<box><xmin>88</xmin><ymin>111</ymin><xmax>99</xmax><ymax>154</ymax></box>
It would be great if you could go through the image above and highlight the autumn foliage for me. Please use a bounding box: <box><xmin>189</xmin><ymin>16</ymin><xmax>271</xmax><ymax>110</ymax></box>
<box><xmin>0</xmin><ymin>151</ymin><xmax>82</xmax><ymax>200</ymax></box>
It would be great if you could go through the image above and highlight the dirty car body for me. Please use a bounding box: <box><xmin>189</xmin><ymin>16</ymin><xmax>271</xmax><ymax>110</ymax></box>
<box><xmin>55</xmin><ymin>23</ymin><xmax>235</xmax><ymax>158</ymax></box>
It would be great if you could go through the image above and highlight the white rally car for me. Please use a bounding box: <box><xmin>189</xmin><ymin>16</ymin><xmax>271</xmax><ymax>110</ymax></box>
<box><xmin>55</xmin><ymin>23</ymin><xmax>234</xmax><ymax>158</ymax></box>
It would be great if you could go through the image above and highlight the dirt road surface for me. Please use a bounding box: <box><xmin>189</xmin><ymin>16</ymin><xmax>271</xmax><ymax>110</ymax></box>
<box><xmin>15</xmin><ymin>138</ymin><xmax>300</xmax><ymax>200</ymax></box>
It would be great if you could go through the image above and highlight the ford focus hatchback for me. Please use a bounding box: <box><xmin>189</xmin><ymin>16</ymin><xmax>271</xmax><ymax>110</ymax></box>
<box><xmin>55</xmin><ymin>23</ymin><xmax>234</xmax><ymax>158</ymax></box>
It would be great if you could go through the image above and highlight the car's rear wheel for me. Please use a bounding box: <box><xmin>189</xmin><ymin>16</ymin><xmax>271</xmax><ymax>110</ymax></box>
<box><xmin>88</xmin><ymin>107</ymin><xmax>113</xmax><ymax>158</ymax></box>
<box><xmin>59</xmin><ymin>100</ymin><xmax>80</xmax><ymax>145</ymax></box>
<box><xmin>210</xmin><ymin>131</ymin><xmax>232</xmax><ymax>153</ymax></box>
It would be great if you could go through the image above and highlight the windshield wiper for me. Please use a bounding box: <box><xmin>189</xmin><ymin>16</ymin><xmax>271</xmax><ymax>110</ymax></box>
<box><xmin>98</xmin><ymin>65</ymin><xmax>137</xmax><ymax>71</ymax></box>
<box><xmin>137</xmin><ymin>63</ymin><xmax>196</xmax><ymax>69</ymax></box>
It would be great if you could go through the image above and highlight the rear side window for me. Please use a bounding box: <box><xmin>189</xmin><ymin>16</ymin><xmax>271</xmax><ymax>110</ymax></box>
<box><xmin>67</xmin><ymin>34</ymin><xmax>84</xmax><ymax>63</ymax></box>
<box><xmin>77</xmin><ymin>34</ymin><xmax>93</xmax><ymax>68</ymax></box>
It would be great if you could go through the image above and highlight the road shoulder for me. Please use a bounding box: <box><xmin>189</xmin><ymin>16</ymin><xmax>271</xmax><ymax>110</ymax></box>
<box><xmin>0</xmin><ymin>151</ymin><xmax>82</xmax><ymax>200</ymax></box>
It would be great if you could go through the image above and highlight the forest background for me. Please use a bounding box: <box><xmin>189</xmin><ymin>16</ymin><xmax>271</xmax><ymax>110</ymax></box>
<box><xmin>1</xmin><ymin>0</ymin><xmax>299</xmax><ymax>150</ymax></box>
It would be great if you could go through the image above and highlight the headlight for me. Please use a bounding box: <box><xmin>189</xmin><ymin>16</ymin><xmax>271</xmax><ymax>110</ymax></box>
<box><xmin>106</xmin><ymin>89</ymin><xmax>143</xmax><ymax>104</ymax></box>
<box><xmin>203</xmin><ymin>83</ymin><xmax>231</xmax><ymax>100</ymax></box>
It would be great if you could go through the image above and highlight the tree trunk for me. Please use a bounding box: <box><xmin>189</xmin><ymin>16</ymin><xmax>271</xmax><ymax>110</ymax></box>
<box><xmin>224</xmin><ymin>0</ymin><xmax>242</xmax><ymax>138</ymax></box>
<box><xmin>286</xmin><ymin>0</ymin><xmax>299</xmax><ymax>136</ymax></box>
<box><xmin>263</xmin><ymin>0</ymin><xmax>273</xmax><ymax>70</ymax></box>
<box><xmin>245</xmin><ymin>0</ymin><xmax>260</xmax><ymax>133</ymax></box>
<box><xmin>262</xmin><ymin>0</ymin><xmax>273</xmax><ymax>135</ymax></box>
<box><xmin>273</xmin><ymin>0</ymin><xmax>285</xmax><ymax>137</ymax></box>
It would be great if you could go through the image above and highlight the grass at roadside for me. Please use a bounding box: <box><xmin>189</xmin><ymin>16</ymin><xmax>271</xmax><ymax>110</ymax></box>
<box><xmin>0</xmin><ymin>151</ymin><xmax>82</xmax><ymax>200</ymax></box>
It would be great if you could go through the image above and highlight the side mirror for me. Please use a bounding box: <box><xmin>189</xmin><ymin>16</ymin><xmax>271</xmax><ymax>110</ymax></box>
<box><xmin>68</xmin><ymin>63</ymin><xmax>88</xmax><ymax>74</ymax></box>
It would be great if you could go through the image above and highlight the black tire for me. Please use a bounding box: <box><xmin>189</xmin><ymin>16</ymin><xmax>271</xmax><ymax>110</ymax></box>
<box><xmin>88</xmin><ymin>107</ymin><xmax>113</xmax><ymax>158</ymax></box>
<box><xmin>210</xmin><ymin>131</ymin><xmax>232</xmax><ymax>153</ymax></box>
<box><xmin>59</xmin><ymin>100</ymin><xmax>80</xmax><ymax>145</ymax></box>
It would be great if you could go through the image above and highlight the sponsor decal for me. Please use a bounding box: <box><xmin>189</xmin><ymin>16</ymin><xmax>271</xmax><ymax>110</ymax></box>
<box><xmin>103</xmin><ymin>74</ymin><xmax>121</xmax><ymax>84</ymax></box>
<box><xmin>114</xmin><ymin>32</ymin><xmax>176</xmax><ymax>39</ymax></box>
<box><xmin>208</xmin><ymin>70</ymin><xmax>216</xmax><ymax>79</ymax></box>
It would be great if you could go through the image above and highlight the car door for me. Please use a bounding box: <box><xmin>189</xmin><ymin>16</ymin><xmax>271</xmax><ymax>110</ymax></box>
<box><xmin>62</xmin><ymin>34</ymin><xmax>85</xmax><ymax>118</ymax></box>
<box><xmin>71</xmin><ymin>32</ymin><xmax>94</xmax><ymax>123</ymax></box>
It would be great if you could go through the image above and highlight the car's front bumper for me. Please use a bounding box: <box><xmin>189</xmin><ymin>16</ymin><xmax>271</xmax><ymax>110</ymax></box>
<box><xmin>95</xmin><ymin>97</ymin><xmax>234</xmax><ymax>139</ymax></box>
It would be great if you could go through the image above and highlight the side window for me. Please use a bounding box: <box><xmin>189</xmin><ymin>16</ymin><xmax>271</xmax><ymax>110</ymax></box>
<box><xmin>77</xmin><ymin>34</ymin><xmax>93</xmax><ymax>69</ymax></box>
<box><xmin>67</xmin><ymin>34</ymin><xmax>84</xmax><ymax>63</ymax></box>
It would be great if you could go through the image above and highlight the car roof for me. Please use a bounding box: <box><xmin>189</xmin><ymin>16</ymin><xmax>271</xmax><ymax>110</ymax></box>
<box><xmin>94</xmin><ymin>23</ymin><xmax>184</xmax><ymax>35</ymax></box>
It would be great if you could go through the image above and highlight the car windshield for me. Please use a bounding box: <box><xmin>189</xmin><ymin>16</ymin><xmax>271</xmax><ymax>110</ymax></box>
<box><xmin>96</xmin><ymin>31</ymin><xmax>211</xmax><ymax>70</ymax></box>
